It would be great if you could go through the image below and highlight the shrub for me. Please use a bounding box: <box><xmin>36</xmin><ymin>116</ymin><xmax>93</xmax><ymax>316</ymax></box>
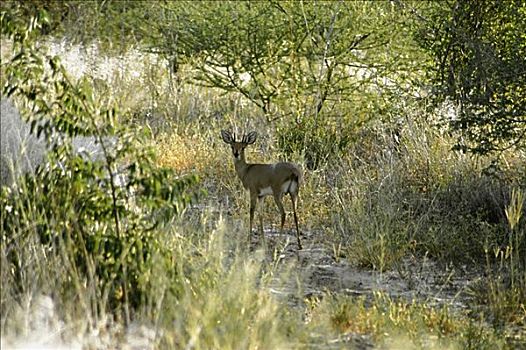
<box><xmin>1</xmin><ymin>10</ymin><xmax>199</xmax><ymax>321</ymax></box>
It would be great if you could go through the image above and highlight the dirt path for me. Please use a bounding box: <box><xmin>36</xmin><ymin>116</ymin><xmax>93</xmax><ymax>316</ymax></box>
<box><xmin>257</xmin><ymin>229</ymin><xmax>478</xmax><ymax>310</ymax></box>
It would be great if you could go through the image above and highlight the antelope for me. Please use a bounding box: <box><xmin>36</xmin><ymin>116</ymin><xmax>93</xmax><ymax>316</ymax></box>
<box><xmin>221</xmin><ymin>130</ymin><xmax>303</xmax><ymax>249</ymax></box>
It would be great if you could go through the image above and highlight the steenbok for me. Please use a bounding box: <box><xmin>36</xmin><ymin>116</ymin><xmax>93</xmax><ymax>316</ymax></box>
<box><xmin>221</xmin><ymin>130</ymin><xmax>303</xmax><ymax>249</ymax></box>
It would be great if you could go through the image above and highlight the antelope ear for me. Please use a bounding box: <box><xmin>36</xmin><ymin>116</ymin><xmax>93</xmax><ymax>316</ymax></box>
<box><xmin>245</xmin><ymin>131</ymin><xmax>257</xmax><ymax>144</ymax></box>
<box><xmin>221</xmin><ymin>130</ymin><xmax>233</xmax><ymax>144</ymax></box>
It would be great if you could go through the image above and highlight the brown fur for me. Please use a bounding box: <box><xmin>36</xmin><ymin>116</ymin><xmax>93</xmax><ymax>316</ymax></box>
<box><xmin>221</xmin><ymin>130</ymin><xmax>303</xmax><ymax>249</ymax></box>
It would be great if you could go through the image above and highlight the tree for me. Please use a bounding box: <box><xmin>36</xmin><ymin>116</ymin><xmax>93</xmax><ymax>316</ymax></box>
<box><xmin>143</xmin><ymin>1</ymin><xmax>426</xmax><ymax>167</ymax></box>
<box><xmin>148</xmin><ymin>1</ymin><xmax>422</xmax><ymax>120</ymax></box>
<box><xmin>416</xmin><ymin>0</ymin><xmax>526</xmax><ymax>155</ymax></box>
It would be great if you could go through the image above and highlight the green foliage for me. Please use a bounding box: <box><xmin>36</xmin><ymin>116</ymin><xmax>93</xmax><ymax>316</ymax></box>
<box><xmin>1</xmin><ymin>8</ymin><xmax>199</xmax><ymax>318</ymax></box>
<box><xmin>416</xmin><ymin>0</ymin><xmax>526</xmax><ymax>155</ymax></box>
<box><xmin>276</xmin><ymin>114</ymin><xmax>356</xmax><ymax>170</ymax></box>
<box><xmin>142</xmin><ymin>1</ymin><xmax>427</xmax><ymax>163</ymax></box>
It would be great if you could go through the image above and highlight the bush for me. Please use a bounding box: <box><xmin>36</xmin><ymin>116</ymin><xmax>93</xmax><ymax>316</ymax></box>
<box><xmin>1</xmin><ymin>10</ymin><xmax>199</xmax><ymax>321</ymax></box>
<box><xmin>276</xmin><ymin>115</ymin><xmax>354</xmax><ymax>170</ymax></box>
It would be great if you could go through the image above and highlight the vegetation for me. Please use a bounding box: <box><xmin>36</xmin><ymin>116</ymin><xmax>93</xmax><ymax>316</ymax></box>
<box><xmin>416</xmin><ymin>0</ymin><xmax>526</xmax><ymax>155</ymax></box>
<box><xmin>1</xmin><ymin>1</ymin><xmax>525</xmax><ymax>349</ymax></box>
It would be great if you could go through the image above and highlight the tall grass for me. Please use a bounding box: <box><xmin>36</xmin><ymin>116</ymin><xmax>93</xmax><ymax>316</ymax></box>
<box><xmin>328</xmin><ymin>118</ymin><xmax>523</xmax><ymax>266</ymax></box>
<box><xmin>1</xmin><ymin>206</ymin><xmax>306</xmax><ymax>349</ymax></box>
<box><xmin>471</xmin><ymin>189</ymin><xmax>526</xmax><ymax>336</ymax></box>
<box><xmin>153</xmin><ymin>217</ymin><xmax>304</xmax><ymax>349</ymax></box>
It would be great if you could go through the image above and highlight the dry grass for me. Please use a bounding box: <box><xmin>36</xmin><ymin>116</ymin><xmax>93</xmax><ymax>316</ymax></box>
<box><xmin>157</xmin><ymin>133</ymin><xmax>218</xmax><ymax>174</ymax></box>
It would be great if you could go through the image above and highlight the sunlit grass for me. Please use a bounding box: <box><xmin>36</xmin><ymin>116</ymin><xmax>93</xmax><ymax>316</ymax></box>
<box><xmin>156</xmin><ymin>132</ymin><xmax>217</xmax><ymax>174</ymax></box>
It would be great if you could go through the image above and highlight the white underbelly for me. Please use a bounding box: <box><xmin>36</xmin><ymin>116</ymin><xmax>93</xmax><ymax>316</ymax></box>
<box><xmin>258</xmin><ymin>186</ymin><xmax>273</xmax><ymax>197</ymax></box>
<box><xmin>258</xmin><ymin>181</ymin><xmax>297</xmax><ymax>197</ymax></box>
